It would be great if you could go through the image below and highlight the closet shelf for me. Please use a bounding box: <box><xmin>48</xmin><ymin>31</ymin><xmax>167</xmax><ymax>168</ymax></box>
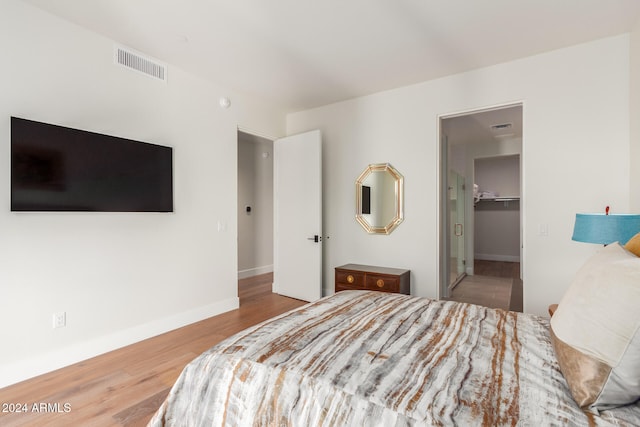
<box><xmin>474</xmin><ymin>197</ymin><xmax>520</xmax><ymax>208</ymax></box>
<box><xmin>477</xmin><ymin>197</ymin><xmax>520</xmax><ymax>202</ymax></box>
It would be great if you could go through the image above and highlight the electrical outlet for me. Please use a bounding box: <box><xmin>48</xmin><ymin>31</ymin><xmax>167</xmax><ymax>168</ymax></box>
<box><xmin>53</xmin><ymin>312</ymin><xmax>66</xmax><ymax>329</ymax></box>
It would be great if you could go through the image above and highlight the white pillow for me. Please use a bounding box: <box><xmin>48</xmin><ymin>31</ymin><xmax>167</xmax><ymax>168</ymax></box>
<box><xmin>550</xmin><ymin>243</ymin><xmax>640</xmax><ymax>410</ymax></box>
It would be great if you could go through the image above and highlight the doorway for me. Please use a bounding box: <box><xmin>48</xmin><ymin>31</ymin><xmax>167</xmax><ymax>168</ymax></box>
<box><xmin>439</xmin><ymin>104</ymin><xmax>523</xmax><ymax>310</ymax></box>
<box><xmin>237</xmin><ymin>130</ymin><xmax>274</xmax><ymax>291</ymax></box>
<box><xmin>237</xmin><ymin>129</ymin><xmax>323</xmax><ymax>303</ymax></box>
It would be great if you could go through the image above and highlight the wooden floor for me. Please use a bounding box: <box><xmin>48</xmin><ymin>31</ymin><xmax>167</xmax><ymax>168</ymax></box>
<box><xmin>0</xmin><ymin>273</ymin><xmax>306</xmax><ymax>427</ymax></box>
<box><xmin>448</xmin><ymin>275</ymin><xmax>513</xmax><ymax>310</ymax></box>
<box><xmin>448</xmin><ymin>260</ymin><xmax>523</xmax><ymax>312</ymax></box>
<box><xmin>473</xmin><ymin>259</ymin><xmax>520</xmax><ymax>279</ymax></box>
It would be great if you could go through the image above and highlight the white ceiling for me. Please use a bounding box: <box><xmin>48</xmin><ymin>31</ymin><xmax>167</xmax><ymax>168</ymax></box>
<box><xmin>443</xmin><ymin>105</ymin><xmax>523</xmax><ymax>146</ymax></box>
<box><xmin>21</xmin><ymin>0</ymin><xmax>640</xmax><ymax>113</ymax></box>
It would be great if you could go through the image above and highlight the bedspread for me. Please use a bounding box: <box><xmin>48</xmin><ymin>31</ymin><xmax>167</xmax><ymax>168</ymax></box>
<box><xmin>149</xmin><ymin>291</ymin><xmax>640</xmax><ymax>426</ymax></box>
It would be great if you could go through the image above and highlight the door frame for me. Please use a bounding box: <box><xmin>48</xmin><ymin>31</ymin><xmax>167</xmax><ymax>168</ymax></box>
<box><xmin>437</xmin><ymin>102</ymin><xmax>525</xmax><ymax>301</ymax></box>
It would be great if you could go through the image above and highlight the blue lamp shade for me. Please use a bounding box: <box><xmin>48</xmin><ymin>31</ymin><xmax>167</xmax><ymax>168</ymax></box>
<box><xmin>572</xmin><ymin>213</ymin><xmax>640</xmax><ymax>245</ymax></box>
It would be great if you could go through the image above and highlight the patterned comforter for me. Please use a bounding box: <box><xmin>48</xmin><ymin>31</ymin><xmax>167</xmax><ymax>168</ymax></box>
<box><xmin>149</xmin><ymin>291</ymin><xmax>640</xmax><ymax>426</ymax></box>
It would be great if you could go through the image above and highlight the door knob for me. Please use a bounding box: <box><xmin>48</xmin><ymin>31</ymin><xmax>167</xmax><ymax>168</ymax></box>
<box><xmin>306</xmin><ymin>235</ymin><xmax>321</xmax><ymax>242</ymax></box>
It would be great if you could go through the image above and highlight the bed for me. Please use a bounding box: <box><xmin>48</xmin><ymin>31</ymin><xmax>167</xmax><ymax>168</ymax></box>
<box><xmin>149</xmin><ymin>287</ymin><xmax>640</xmax><ymax>426</ymax></box>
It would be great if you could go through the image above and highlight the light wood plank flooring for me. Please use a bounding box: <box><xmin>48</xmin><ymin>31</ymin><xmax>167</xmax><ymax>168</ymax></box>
<box><xmin>447</xmin><ymin>260</ymin><xmax>523</xmax><ymax>312</ymax></box>
<box><xmin>0</xmin><ymin>273</ymin><xmax>305</xmax><ymax>427</ymax></box>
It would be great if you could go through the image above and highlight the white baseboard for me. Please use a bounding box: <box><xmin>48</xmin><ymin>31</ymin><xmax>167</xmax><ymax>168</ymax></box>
<box><xmin>238</xmin><ymin>265</ymin><xmax>273</xmax><ymax>279</ymax></box>
<box><xmin>475</xmin><ymin>253</ymin><xmax>521</xmax><ymax>262</ymax></box>
<box><xmin>0</xmin><ymin>297</ymin><xmax>239</xmax><ymax>389</ymax></box>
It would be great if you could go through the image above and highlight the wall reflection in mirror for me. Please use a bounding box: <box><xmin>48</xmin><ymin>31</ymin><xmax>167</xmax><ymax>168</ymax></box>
<box><xmin>355</xmin><ymin>163</ymin><xmax>404</xmax><ymax>234</ymax></box>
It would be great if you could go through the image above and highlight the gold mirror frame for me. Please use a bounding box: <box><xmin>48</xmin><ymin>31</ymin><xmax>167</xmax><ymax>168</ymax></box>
<box><xmin>355</xmin><ymin>163</ymin><xmax>404</xmax><ymax>234</ymax></box>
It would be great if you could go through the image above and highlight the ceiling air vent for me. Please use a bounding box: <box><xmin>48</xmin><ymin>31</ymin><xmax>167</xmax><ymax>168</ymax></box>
<box><xmin>114</xmin><ymin>45</ymin><xmax>167</xmax><ymax>83</ymax></box>
<box><xmin>491</xmin><ymin>123</ymin><xmax>512</xmax><ymax>131</ymax></box>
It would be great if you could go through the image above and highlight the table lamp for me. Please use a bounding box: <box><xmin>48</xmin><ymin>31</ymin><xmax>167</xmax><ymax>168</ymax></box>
<box><xmin>572</xmin><ymin>207</ymin><xmax>640</xmax><ymax>245</ymax></box>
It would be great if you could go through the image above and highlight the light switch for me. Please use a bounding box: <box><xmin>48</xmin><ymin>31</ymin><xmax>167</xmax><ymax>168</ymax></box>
<box><xmin>538</xmin><ymin>223</ymin><xmax>549</xmax><ymax>236</ymax></box>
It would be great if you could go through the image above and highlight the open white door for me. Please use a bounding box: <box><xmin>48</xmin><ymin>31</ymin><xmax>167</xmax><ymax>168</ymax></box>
<box><xmin>273</xmin><ymin>130</ymin><xmax>322</xmax><ymax>302</ymax></box>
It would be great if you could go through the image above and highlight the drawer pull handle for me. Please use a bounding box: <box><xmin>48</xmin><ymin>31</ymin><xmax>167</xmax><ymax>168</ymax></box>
<box><xmin>376</xmin><ymin>279</ymin><xmax>385</xmax><ymax>288</ymax></box>
<box><xmin>347</xmin><ymin>275</ymin><xmax>355</xmax><ymax>284</ymax></box>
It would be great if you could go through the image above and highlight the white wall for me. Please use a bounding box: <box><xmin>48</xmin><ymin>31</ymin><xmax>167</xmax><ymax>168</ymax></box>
<box><xmin>0</xmin><ymin>1</ymin><xmax>285</xmax><ymax>387</ymax></box>
<box><xmin>474</xmin><ymin>155</ymin><xmax>520</xmax><ymax>198</ymax></box>
<box><xmin>474</xmin><ymin>201</ymin><xmax>520</xmax><ymax>262</ymax></box>
<box><xmin>287</xmin><ymin>35</ymin><xmax>631</xmax><ymax>316</ymax></box>
<box><xmin>631</xmin><ymin>19</ymin><xmax>640</xmax><ymax>212</ymax></box>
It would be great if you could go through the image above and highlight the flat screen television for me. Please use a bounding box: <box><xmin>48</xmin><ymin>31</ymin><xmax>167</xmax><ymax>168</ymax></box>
<box><xmin>11</xmin><ymin>116</ymin><xmax>173</xmax><ymax>212</ymax></box>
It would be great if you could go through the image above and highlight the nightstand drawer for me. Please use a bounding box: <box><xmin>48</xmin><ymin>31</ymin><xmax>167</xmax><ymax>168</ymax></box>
<box><xmin>336</xmin><ymin>270</ymin><xmax>365</xmax><ymax>287</ymax></box>
<box><xmin>365</xmin><ymin>275</ymin><xmax>400</xmax><ymax>292</ymax></box>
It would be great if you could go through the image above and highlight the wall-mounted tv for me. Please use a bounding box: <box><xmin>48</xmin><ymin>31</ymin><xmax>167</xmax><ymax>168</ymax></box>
<box><xmin>11</xmin><ymin>117</ymin><xmax>173</xmax><ymax>212</ymax></box>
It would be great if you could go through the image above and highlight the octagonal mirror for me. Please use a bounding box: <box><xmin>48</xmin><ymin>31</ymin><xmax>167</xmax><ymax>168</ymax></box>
<box><xmin>355</xmin><ymin>163</ymin><xmax>404</xmax><ymax>234</ymax></box>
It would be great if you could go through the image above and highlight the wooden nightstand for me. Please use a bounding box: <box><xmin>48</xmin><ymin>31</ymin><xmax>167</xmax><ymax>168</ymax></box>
<box><xmin>548</xmin><ymin>304</ymin><xmax>558</xmax><ymax>317</ymax></box>
<box><xmin>335</xmin><ymin>264</ymin><xmax>410</xmax><ymax>295</ymax></box>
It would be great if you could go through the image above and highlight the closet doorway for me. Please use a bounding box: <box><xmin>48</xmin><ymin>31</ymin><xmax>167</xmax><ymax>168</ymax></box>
<box><xmin>439</xmin><ymin>104</ymin><xmax>523</xmax><ymax>311</ymax></box>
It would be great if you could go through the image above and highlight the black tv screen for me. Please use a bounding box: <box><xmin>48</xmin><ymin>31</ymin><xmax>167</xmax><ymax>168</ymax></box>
<box><xmin>11</xmin><ymin>117</ymin><xmax>173</xmax><ymax>212</ymax></box>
